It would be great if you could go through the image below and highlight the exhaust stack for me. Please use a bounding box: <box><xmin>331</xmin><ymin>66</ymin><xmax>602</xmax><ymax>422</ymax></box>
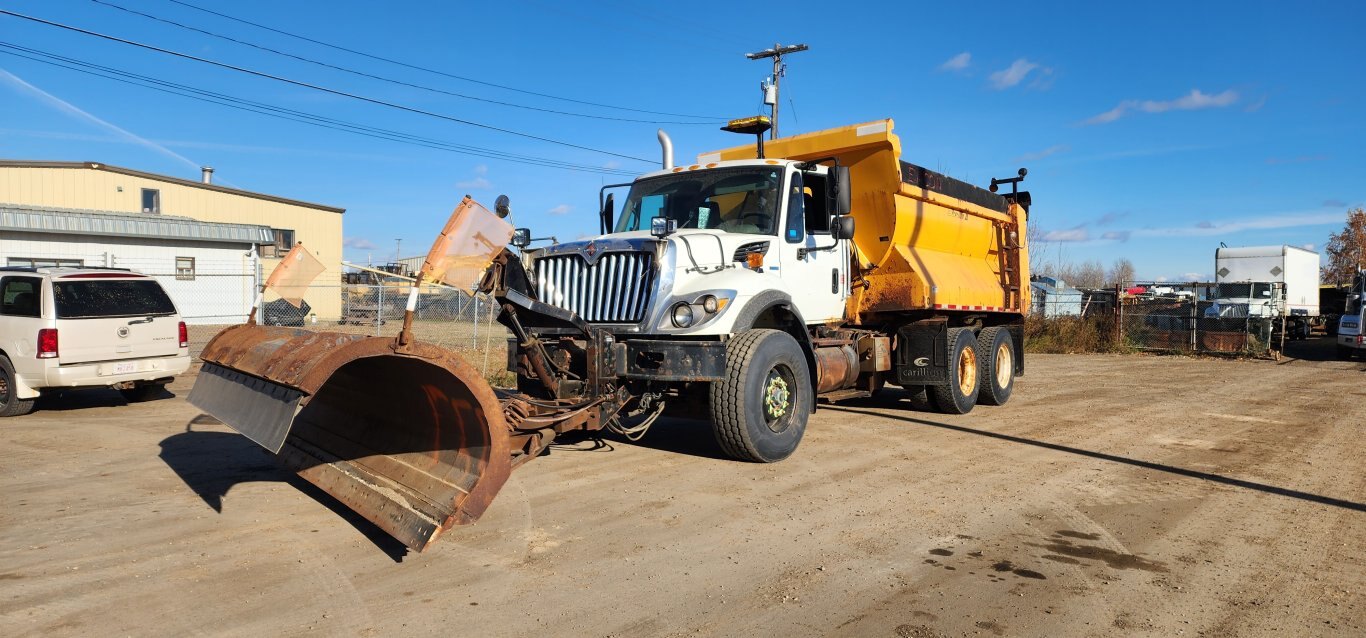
<box><xmin>657</xmin><ymin>129</ymin><xmax>673</xmax><ymax>170</ymax></box>
<box><xmin>201</xmin><ymin>166</ymin><xmax>214</xmax><ymax>184</ymax></box>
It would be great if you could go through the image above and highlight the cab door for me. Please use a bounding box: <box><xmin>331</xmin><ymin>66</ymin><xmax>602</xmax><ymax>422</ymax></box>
<box><xmin>776</xmin><ymin>170</ymin><xmax>848</xmax><ymax>323</ymax></box>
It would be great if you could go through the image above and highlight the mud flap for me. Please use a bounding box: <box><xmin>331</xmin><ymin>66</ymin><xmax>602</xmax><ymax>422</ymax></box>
<box><xmin>189</xmin><ymin>362</ymin><xmax>303</xmax><ymax>453</ymax></box>
<box><xmin>187</xmin><ymin>324</ymin><xmax>511</xmax><ymax>552</ymax></box>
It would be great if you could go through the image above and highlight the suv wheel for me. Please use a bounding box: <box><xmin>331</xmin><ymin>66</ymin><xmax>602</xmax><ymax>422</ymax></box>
<box><xmin>0</xmin><ymin>356</ymin><xmax>37</xmax><ymax>417</ymax></box>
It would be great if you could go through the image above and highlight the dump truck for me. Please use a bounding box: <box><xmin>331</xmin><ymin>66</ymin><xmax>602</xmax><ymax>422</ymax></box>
<box><xmin>188</xmin><ymin>118</ymin><xmax>1033</xmax><ymax>551</ymax></box>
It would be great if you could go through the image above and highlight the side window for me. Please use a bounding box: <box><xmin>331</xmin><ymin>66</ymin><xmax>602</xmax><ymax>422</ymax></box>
<box><xmin>142</xmin><ymin>188</ymin><xmax>160</xmax><ymax>214</ymax></box>
<box><xmin>784</xmin><ymin>172</ymin><xmax>805</xmax><ymax>243</ymax></box>
<box><xmin>804</xmin><ymin>173</ymin><xmax>831</xmax><ymax>234</ymax></box>
<box><xmin>0</xmin><ymin>277</ymin><xmax>42</xmax><ymax>317</ymax></box>
<box><xmin>176</xmin><ymin>256</ymin><xmax>196</xmax><ymax>281</ymax></box>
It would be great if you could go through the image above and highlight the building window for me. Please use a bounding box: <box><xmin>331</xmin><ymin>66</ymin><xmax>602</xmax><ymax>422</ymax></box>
<box><xmin>0</xmin><ymin>276</ymin><xmax>42</xmax><ymax>317</ymax></box>
<box><xmin>175</xmin><ymin>256</ymin><xmax>196</xmax><ymax>281</ymax></box>
<box><xmin>142</xmin><ymin>188</ymin><xmax>160</xmax><ymax>214</ymax></box>
<box><xmin>260</xmin><ymin>228</ymin><xmax>296</xmax><ymax>258</ymax></box>
<box><xmin>6</xmin><ymin>257</ymin><xmax>84</xmax><ymax>268</ymax></box>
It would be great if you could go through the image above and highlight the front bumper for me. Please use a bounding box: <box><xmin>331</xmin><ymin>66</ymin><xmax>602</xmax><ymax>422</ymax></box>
<box><xmin>510</xmin><ymin>337</ymin><xmax>727</xmax><ymax>384</ymax></box>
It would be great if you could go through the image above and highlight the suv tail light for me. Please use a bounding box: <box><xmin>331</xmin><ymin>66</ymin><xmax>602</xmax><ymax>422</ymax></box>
<box><xmin>178</xmin><ymin>321</ymin><xmax>189</xmax><ymax>348</ymax></box>
<box><xmin>37</xmin><ymin>328</ymin><xmax>59</xmax><ymax>359</ymax></box>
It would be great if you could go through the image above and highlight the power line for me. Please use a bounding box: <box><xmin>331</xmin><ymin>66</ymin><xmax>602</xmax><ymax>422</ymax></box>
<box><xmin>89</xmin><ymin>0</ymin><xmax>714</xmax><ymax>126</ymax></box>
<box><xmin>0</xmin><ymin>9</ymin><xmax>656</xmax><ymax>164</ymax></box>
<box><xmin>0</xmin><ymin>43</ymin><xmax>640</xmax><ymax>176</ymax></box>
<box><xmin>163</xmin><ymin>0</ymin><xmax>727</xmax><ymax>121</ymax></box>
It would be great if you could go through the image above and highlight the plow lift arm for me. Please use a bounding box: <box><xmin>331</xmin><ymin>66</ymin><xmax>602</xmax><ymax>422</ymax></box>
<box><xmin>188</xmin><ymin>197</ymin><xmax>626</xmax><ymax>553</ymax></box>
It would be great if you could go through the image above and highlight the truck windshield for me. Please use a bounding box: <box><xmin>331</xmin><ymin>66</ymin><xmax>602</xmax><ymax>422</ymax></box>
<box><xmin>615</xmin><ymin>167</ymin><xmax>782</xmax><ymax>236</ymax></box>
<box><xmin>53</xmin><ymin>279</ymin><xmax>177</xmax><ymax>318</ymax></box>
<box><xmin>1216</xmin><ymin>283</ymin><xmax>1275</xmax><ymax>299</ymax></box>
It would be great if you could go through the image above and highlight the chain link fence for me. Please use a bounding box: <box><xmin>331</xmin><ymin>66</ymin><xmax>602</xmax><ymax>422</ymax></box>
<box><xmin>1121</xmin><ymin>291</ymin><xmax>1275</xmax><ymax>356</ymax></box>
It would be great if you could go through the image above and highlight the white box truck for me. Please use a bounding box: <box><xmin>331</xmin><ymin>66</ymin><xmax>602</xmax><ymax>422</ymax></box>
<box><xmin>1209</xmin><ymin>245</ymin><xmax>1320</xmax><ymax>339</ymax></box>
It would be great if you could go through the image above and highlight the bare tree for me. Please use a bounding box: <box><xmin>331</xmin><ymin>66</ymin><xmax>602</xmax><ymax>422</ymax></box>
<box><xmin>1108</xmin><ymin>258</ymin><xmax>1136</xmax><ymax>287</ymax></box>
<box><xmin>1072</xmin><ymin>259</ymin><xmax>1106</xmax><ymax>288</ymax></box>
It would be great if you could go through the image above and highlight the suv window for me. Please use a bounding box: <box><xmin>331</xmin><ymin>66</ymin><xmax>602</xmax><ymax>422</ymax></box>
<box><xmin>0</xmin><ymin>276</ymin><xmax>42</xmax><ymax>317</ymax></box>
<box><xmin>52</xmin><ymin>279</ymin><xmax>177</xmax><ymax>318</ymax></box>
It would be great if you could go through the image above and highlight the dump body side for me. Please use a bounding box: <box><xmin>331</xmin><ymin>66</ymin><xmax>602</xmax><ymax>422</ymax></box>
<box><xmin>704</xmin><ymin>119</ymin><xmax>1029</xmax><ymax>323</ymax></box>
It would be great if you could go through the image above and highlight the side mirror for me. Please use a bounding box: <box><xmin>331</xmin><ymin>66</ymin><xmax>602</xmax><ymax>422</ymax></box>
<box><xmin>650</xmin><ymin>216</ymin><xmax>677</xmax><ymax>238</ymax></box>
<box><xmin>511</xmin><ymin>228</ymin><xmax>531</xmax><ymax>248</ymax></box>
<box><xmin>600</xmin><ymin>193</ymin><xmax>615</xmax><ymax>234</ymax></box>
<box><xmin>832</xmin><ymin>214</ymin><xmax>855</xmax><ymax>240</ymax></box>
<box><xmin>494</xmin><ymin>194</ymin><xmax>512</xmax><ymax>219</ymax></box>
<box><xmin>829</xmin><ymin>165</ymin><xmax>852</xmax><ymax>216</ymax></box>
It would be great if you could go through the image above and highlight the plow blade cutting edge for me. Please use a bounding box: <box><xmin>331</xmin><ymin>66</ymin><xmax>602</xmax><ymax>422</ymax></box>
<box><xmin>187</xmin><ymin>324</ymin><xmax>511</xmax><ymax>552</ymax></box>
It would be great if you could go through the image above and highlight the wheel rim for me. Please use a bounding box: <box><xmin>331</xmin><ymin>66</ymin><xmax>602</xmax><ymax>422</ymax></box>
<box><xmin>994</xmin><ymin>342</ymin><xmax>1013</xmax><ymax>389</ymax></box>
<box><xmin>762</xmin><ymin>364</ymin><xmax>795</xmax><ymax>432</ymax></box>
<box><xmin>957</xmin><ymin>345</ymin><xmax>978</xmax><ymax>397</ymax></box>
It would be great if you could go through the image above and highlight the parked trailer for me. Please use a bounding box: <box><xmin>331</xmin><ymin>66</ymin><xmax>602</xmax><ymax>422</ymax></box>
<box><xmin>188</xmin><ymin>118</ymin><xmax>1034</xmax><ymax>551</ymax></box>
<box><xmin>1210</xmin><ymin>245</ymin><xmax>1320</xmax><ymax>339</ymax></box>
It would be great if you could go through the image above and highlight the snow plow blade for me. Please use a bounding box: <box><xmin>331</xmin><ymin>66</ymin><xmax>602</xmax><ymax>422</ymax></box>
<box><xmin>188</xmin><ymin>324</ymin><xmax>511</xmax><ymax>553</ymax></box>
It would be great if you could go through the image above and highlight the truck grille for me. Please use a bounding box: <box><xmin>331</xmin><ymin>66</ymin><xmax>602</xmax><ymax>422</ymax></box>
<box><xmin>534</xmin><ymin>252</ymin><xmax>654</xmax><ymax>323</ymax></box>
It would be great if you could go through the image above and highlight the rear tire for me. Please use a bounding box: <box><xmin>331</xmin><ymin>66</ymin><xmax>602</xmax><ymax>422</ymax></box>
<box><xmin>930</xmin><ymin>328</ymin><xmax>980</xmax><ymax>415</ymax></box>
<box><xmin>976</xmin><ymin>327</ymin><xmax>1015</xmax><ymax>406</ymax></box>
<box><xmin>0</xmin><ymin>357</ymin><xmax>36</xmax><ymax>417</ymax></box>
<box><xmin>709</xmin><ymin>329</ymin><xmax>812</xmax><ymax>463</ymax></box>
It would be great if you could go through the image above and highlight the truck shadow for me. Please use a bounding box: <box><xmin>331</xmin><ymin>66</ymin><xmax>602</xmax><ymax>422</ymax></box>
<box><xmin>158</xmin><ymin>418</ymin><xmax>410</xmax><ymax>562</ymax></box>
<box><xmin>595</xmin><ymin>417</ymin><xmax>731</xmax><ymax>460</ymax></box>
<box><xmin>825</xmin><ymin>404</ymin><xmax>1366</xmax><ymax>513</ymax></box>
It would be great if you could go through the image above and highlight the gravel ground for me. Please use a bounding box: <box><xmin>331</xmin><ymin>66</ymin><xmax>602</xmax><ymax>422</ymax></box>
<box><xmin>1</xmin><ymin>338</ymin><xmax>1362</xmax><ymax>637</ymax></box>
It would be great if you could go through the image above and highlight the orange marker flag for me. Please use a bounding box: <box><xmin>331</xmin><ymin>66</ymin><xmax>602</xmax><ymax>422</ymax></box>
<box><xmin>265</xmin><ymin>242</ymin><xmax>327</xmax><ymax>308</ymax></box>
<box><xmin>419</xmin><ymin>196</ymin><xmax>514</xmax><ymax>290</ymax></box>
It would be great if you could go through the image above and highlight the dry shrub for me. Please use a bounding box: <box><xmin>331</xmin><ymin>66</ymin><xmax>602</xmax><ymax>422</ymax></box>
<box><xmin>1024</xmin><ymin>314</ymin><xmax>1124</xmax><ymax>354</ymax></box>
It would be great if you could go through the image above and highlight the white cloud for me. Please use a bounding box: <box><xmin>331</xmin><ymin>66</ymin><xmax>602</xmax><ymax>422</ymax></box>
<box><xmin>343</xmin><ymin>237</ymin><xmax>376</xmax><ymax>250</ymax></box>
<box><xmin>0</xmin><ymin>69</ymin><xmax>202</xmax><ymax>174</ymax></box>
<box><xmin>456</xmin><ymin>164</ymin><xmax>492</xmax><ymax>189</ymax></box>
<box><xmin>547</xmin><ymin>204</ymin><xmax>573</xmax><ymax>215</ymax></box>
<box><xmin>1100</xmin><ymin>230</ymin><xmax>1131</xmax><ymax>242</ymax></box>
<box><xmin>1132</xmin><ymin>210</ymin><xmax>1344</xmax><ymax>238</ymax></box>
<box><xmin>988</xmin><ymin>59</ymin><xmax>1040</xmax><ymax>89</ymax></box>
<box><xmin>1040</xmin><ymin>225</ymin><xmax>1088</xmax><ymax>242</ymax></box>
<box><xmin>1084</xmin><ymin>89</ymin><xmax>1239</xmax><ymax>125</ymax></box>
<box><xmin>1015</xmin><ymin>144</ymin><xmax>1069</xmax><ymax>162</ymax></box>
<box><xmin>938</xmin><ymin>52</ymin><xmax>971</xmax><ymax>72</ymax></box>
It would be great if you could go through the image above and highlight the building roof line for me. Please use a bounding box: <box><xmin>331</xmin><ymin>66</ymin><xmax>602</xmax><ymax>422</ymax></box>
<box><xmin>0</xmin><ymin>159</ymin><xmax>345</xmax><ymax>213</ymax></box>
<box><xmin>0</xmin><ymin>202</ymin><xmax>276</xmax><ymax>245</ymax></box>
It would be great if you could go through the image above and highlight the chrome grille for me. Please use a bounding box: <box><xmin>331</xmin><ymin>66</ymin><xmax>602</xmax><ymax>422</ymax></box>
<box><xmin>534</xmin><ymin>251</ymin><xmax>654</xmax><ymax>323</ymax></box>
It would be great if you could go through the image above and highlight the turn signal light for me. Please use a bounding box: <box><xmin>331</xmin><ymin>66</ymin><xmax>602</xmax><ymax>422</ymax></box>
<box><xmin>37</xmin><ymin>328</ymin><xmax>58</xmax><ymax>359</ymax></box>
<box><xmin>179</xmin><ymin>321</ymin><xmax>189</xmax><ymax>348</ymax></box>
<box><xmin>746</xmin><ymin>252</ymin><xmax>764</xmax><ymax>269</ymax></box>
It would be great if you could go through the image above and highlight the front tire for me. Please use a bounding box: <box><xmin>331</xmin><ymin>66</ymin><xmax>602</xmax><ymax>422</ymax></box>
<box><xmin>930</xmin><ymin>327</ymin><xmax>980</xmax><ymax>415</ymax></box>
<box><xmin>0</xmin><ymin>357</ymin><xmax>36</xmax><ymax>417</ymax></box>
<box><xmin>976</xmin><ymin>327</ymin><xmax>1015</xmax><ymax>406</ymax></box>
<box><xmin>709</xmin><ymin>329</ymin><xmax>812</xmax><ymax>462</ymax></box>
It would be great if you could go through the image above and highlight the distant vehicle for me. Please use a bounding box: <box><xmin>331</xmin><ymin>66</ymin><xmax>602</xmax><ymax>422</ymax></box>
<box><xmin>260</xmin><ymin>298</ymin><xmax>310</xmax><ymax>327</ymax></box>
<box><xmin>1206</xmin><ymin>245</ymin><xmax>1319</xmax><ymax>340</ymax></box>
<box><xmin>1337</xmin><ymin>271</ymin><xmax>1364</xmax><ymax>359</ymax></box>
<box><xmin>0</xmin><ymin>267</ymin><xmax>190</xmax><ymax>416</ymax></box>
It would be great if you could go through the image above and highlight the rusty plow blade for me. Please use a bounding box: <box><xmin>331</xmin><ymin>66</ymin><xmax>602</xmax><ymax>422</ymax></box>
<box><xmin>188</xmin><ymin>324</ymin><xmax>511</xmax><ymax>552</ymax></box>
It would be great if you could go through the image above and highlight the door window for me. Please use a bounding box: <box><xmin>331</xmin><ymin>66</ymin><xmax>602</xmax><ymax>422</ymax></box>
<box><xmin>784</xmin><ymin>172</ymin><xmax>805</xmax><ymax>243</ymax></box>
<box><xmin>0</xmin><ymin>277</ymin><xmax>42</xmax><ymax>317</ymax></box>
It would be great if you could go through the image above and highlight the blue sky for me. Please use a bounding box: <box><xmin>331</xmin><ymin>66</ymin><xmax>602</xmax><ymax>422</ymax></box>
<box><xmin>2</xmin><ymin>0</ymin><xmax>1362</xmax><ymax>281</ymax></box>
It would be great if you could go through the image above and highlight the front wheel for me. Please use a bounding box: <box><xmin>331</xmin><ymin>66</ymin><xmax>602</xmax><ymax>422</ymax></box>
<box><xmin>709</xmin><ymin>329</ymin><xmax>812</xmax><ymax>462</ymax></box>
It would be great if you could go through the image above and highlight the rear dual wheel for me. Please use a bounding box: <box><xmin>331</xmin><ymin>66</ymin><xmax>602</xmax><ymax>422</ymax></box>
<box><xmin>930</xmin><ymin>328</ymin><xmax>980</xmax><ymax>414</ymax></box>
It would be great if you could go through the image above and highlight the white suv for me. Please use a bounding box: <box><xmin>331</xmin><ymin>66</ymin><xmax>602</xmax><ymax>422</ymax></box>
<box><xmin>0</xmin><ymin>267</ymin><xmax>191</xmax><ymax>416</ymax></box>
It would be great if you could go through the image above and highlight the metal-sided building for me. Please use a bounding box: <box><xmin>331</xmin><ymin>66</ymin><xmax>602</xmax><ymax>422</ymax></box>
<box><xmin>1030</xmin><ymin>276</ymin><xmax>1084</xmax><ymax>317</ymax></box>
<box><xmin>0</xmin><ymin>160</ymin><xmax>344</xmax><ymax>321</ymax></box>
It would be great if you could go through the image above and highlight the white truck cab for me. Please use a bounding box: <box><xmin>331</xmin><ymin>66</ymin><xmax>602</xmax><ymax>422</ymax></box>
<box><xmin>0</xmin><ymin>267</ymin><xmax>191</xmax><ymax>416</ymax></box>
<box><xmin>1338</xmin><ymin>272</ymin><xmax>1365</xmax><ymax>359</ymax></box>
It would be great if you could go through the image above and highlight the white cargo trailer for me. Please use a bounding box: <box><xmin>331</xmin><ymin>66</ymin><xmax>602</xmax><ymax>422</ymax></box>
<box><xmin>1211</xmin><ymin>245</ymin><xmax>1320</xmax><ymax>339</ymax></box>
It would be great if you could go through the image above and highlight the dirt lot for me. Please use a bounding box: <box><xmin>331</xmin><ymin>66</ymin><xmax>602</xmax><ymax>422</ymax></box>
<box><xmin>2</xmin><ymin>340</ymin><xmax>1363</xmax><ymax>637</ymax></box>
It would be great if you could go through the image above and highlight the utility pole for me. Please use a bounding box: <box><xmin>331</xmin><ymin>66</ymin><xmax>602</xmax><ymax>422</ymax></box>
<box><xmin>745</xmin><ymin>43</ymin><xmax>808</xmax><ymax>139</ymax></box>
<box><xmin>394</xmin><ymin>238</ymin><xmax>402</xmax><ymax>263</ymax></box>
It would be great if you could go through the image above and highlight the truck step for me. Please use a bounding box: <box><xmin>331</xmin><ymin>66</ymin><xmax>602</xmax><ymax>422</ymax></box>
<box><xmin>818</xmin><ymin>389</ymin><xmax>873</xmax><ymax>403</ymax></box>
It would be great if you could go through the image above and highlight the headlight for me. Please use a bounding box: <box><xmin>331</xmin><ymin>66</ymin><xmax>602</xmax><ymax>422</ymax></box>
<box><xmin>701</xmin><ymin>295</ymin><xmax>718</xmax><ymax>314</ymax></box>
<box><xmin>671</xmin><ymin>302</ymin><xmax>695</xmax><ymax>328</ymax></box>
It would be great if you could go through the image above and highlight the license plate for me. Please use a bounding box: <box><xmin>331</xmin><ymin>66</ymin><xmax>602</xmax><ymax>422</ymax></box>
<box><xmin>111</xmin><ymin>362</ymin><xmax>138</xmax><ymax>375</ymax></box>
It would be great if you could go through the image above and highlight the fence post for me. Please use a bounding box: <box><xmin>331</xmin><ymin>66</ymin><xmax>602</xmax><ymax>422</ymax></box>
<box><xmin>376</xmin><ymin>283</ymin><xmax>384</xmax><ymax>337</ymax></box>
<box><xmin>1190</xmin><ymin>296</ymin><xmax>1198</xmax><ymax>352</ymax></box>
<box><xmin>1114</xmin><ymin>283</ymin><xmax>1123</xmax><ymax>347</ymax></box>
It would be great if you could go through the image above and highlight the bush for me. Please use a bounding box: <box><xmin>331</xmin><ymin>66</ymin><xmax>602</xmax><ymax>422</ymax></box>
<box><xmin>1024</xmin><ymin>314</ymin><xmax>1125</xmax><ymax>354</ymax></box>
